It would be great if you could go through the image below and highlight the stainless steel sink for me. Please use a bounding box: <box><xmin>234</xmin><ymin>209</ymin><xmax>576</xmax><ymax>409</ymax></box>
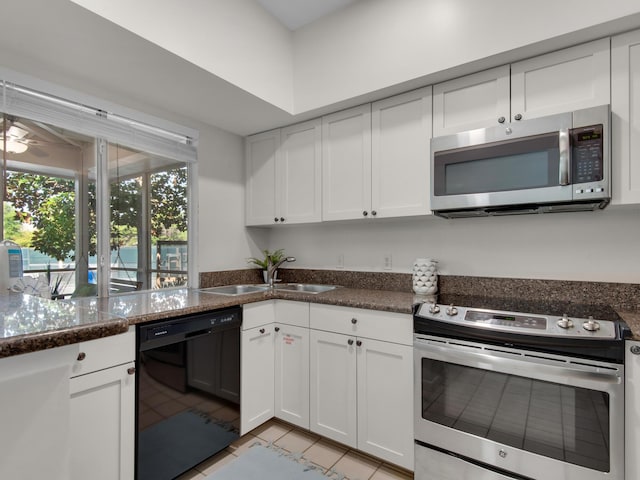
<box><xmin>274</xmin><ymin>283</ymin><xmax>337</xmax><ymax>294</ymax></box>
<box><xmin>199</xmin><ymin>284</ymin><xmax>270</xmax><ymax>296</ymax></box>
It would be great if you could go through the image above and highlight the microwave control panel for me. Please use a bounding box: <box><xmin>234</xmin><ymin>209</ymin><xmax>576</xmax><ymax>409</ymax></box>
<box><xmin>571</xmin><ymin>124</ymin><xmax>603</xmax><ymax>184</ymax></box>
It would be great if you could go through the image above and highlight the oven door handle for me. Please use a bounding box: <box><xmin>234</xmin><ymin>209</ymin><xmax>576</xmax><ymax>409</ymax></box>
<box><xmin>414</xmin><ymin>336</ymin><xmax>623</xmax><ymax>388</ymax></box>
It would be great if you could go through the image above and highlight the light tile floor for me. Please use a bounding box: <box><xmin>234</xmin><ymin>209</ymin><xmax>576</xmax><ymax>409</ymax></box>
<box><xmin>176</xmin><ymin>418</ymin><xmax>414</xmax><ymax>479</ymax></box>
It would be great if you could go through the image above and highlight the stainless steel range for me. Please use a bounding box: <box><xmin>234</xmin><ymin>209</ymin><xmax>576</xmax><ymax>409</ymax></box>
<box><xmin>413</xmin><ymin>295</ymin><xmax>630</xmax><ymax>480</ymax></box>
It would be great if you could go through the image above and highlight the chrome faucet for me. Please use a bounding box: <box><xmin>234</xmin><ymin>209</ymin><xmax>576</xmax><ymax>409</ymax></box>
<box><xmin>267</xmin><ymin>256</ymin><xmax>296</xmax><ymax>287</ymax></box>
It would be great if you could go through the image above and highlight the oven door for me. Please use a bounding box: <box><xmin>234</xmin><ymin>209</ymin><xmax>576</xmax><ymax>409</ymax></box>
<box><xmin>414</xmin><ymin>334</ymin><xmax>624</xmax><ymax>480</ymax></box>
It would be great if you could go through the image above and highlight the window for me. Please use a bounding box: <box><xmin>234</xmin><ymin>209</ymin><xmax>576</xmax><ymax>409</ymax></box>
<box><xmin>1</xmin><ymin>80</ymin><xmax>197</xmax><ymax>298</ymax></box>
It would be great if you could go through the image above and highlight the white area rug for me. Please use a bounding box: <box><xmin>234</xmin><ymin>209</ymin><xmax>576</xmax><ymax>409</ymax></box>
<box><xmin>206</xmin><ymin>443</ymin><xmax>347</xmax><ymax>479</ymax></box>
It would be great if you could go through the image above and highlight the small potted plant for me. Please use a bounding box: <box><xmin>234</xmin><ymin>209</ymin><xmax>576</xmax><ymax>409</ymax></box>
<box><xmin>247</xmin><ymin>249</ymin><xmax>285</xmax><ymax>283</ymax></box>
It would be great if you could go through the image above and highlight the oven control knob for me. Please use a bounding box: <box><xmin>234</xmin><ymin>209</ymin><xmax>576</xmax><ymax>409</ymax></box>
<box><xmin>557</xmin><ymin>314</ymin><xmax>573</xmax><ymax>329</ymax></box>
<box><xmin>446</xmin><ymin>304</ymin><xmax>458</xmax><ymax>316</ymax></box>
<box><xmin>428</xmin><ymin>303</ymin><xmax>440</xmax><ymax>314</ymax></box>
<box><xmin>583</xmin><ymin>316</ymin><xmax>601</xmax><ymax>332</ymax></box>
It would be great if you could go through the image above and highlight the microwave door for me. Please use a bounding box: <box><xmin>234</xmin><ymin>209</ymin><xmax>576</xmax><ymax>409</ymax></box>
<box><xmin>432</xmin><ymin>130</ymin><xmax>572</xmax><ymax>211</ymax></box>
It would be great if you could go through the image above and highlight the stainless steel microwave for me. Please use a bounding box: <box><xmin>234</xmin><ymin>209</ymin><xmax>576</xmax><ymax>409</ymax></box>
<box><xmin>430</xmin><ymin>105</ymin><xmax>610</xmax><ymax>218</ymax></box>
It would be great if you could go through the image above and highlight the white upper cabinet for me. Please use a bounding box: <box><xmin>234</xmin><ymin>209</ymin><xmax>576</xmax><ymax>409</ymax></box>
<box><xmin>371</xmin><ymin>87</ymin><xmax>432</xmax><ymax>217</ymax></box>
<box><xmin>433</xmin><ymin>39</ymin><xmax>611</xmax><ymax>137</ymax></box>
<box><xmin>246</xmin><ymin>121</ymin><xmax>322</xmax><ymax>226</ymax></box>
<box><xmin>322</xmin><ymin>105</ymin><xmax>373</xmax><ymax>221</ymax></box>
<box><xmin>433</xmin><ymin>66</ymin><xmax>510</xmax><ymax>137</ymax></box>
<box><xmin>245</xmin><ymin>129</ymin><xmax>280</xmax><ymax>226</ymax></box>
<box><xmin>511</xmin><ymin>38</ymin><xmax>611</xmax><ymax>121</ymax></box>
<box><xmin>277</xmin><ymin>120</ymin><xmax>323</xmax><ymax>223</ymax></box>
<box><xmin>612</xmin><ymin>29</ymin><xmax>640</xmax><ymax>205</ymax></box>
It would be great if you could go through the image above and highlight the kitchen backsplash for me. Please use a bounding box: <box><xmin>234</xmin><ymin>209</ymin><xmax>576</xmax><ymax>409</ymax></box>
<box><xmin>200</xmin><ymin>269</ymin><xmax>640</xmax><ymax>312</ymax></box>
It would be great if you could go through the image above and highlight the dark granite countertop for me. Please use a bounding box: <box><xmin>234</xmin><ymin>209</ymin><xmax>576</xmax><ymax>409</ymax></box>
<box><xmin>0</xmin><ymin>293</ymin><xmax>128</xmax><ymax>358</ymax></box>
<box><xmin>2</xmin><ymin>279</ymin><xmax>638</xmax><ymax>359</ymax></box>
<box><xmin>64</xmin><ymin>286</ymin><xmax>422</xmax><ymax>324</ymax></box>
<box><xmin>619</xmin><ymin>311</ymin><xmax>640</xmax><ymax>341</ymax></box>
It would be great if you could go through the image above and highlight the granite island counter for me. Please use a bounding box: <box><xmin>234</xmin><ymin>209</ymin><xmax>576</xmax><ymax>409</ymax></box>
<box><xmin>1</xmin><ymin>281</ymin><xmax>639</xmax><ymax>359</ymax></box>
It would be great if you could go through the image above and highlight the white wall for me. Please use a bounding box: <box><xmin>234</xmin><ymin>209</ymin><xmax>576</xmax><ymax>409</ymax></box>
<box><xmin>266</xmin><ymin>207</ymin><xmax>640</xmax><ymax>283</ymax></box>
<box><xmin>196</xmin><ymin>128</ymin><xmax>269</xmax><ymax>272</ymax></box>
<box><xmin>70</xmin><ymin>0</ymin><xmax>294</xmax><ymax>113</ymax></box>
<box><xmin>293</xmin><ymin>0</ymin><xmax>640</xmax><ymax>112</ymax></box>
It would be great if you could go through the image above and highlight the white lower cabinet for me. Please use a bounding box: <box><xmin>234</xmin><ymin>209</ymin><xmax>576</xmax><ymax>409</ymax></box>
<box><xmin>626</xmin><ymin>340</ymin><xmax>640</xmax><ymax>480</ymax></box>
<box><xmin>240</xmin><ymin>323</ymin><xmax>275</xmax><ymax>435</ymax></box>
<box><xmin>310</xmin><ymin>329</ymin><xmax>358</xmax><ymax>446</ymax></box>
<box><xmin>242</xmin><ymin>301</ymin><xmax>413</xmax><ymax>470</ymax></box>
<box><xmin>241</xmin><ymin>300</ymin><xmax>310</xmax><ymax>434</ymax></box>
<box><xmin>0</xmin><ymin>345</ymin><xmax>77</xmax><ymax>480</ymax></box>
<box><xmin>356</xmin><ymin>337</ymin><xmax>413</xmax><ymax>469</ymax></box>
<box><xmin>70</xmin><ymin>362</ymin><xmax>135</xmax><ymax>480</ymax></box>
<box><xmin>69</xmin><ymin>329</ymin><xmax>136</xmax><ymax>480</ymax></box>
<box><xmin>275</xmin><ymin>322</ymin><xmax>310</xmax><ymax>428</ymax></box>
<box><xmin>309</xmin><ymin>304</ymin><xmax>414</xmax><ymax>470</ymax></box>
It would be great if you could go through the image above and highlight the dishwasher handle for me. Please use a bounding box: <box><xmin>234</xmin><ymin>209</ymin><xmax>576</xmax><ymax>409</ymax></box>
<box><xmin>184</xmin><ymin>328</ymin><xmax>212</xmax><ymax>340</ymax></box>
<box><xmin>138</xmin><ymin>307</ymin><xmax>241</xmax><ymax>351</ymax></box>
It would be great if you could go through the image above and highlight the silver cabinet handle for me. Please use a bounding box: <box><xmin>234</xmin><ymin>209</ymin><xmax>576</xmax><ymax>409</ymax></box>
<box><xmin>371</xmin><ymin>211</ymin><xmax>377</xmax><ymax>216</ymax></box>
<box><xmin>77</xmin><ymin>352</ymin><xmax>86</xmax><ymax>361</ymax></box>
<box><xmin>274</xmin><ymin>217</ymin><xmax>279</xmax><ymax>223</ymax></box>
<box><xmin>514</xmin><ymin>113</ymin><xmax>523</xmax><ymax>121</ymax></box>
<box><xmin>631</xmin><ymin>345</ymin><xmax>640</xmax><ymax>355</ymax></box>
<box><xmin>362</xmin><ymin>211</ymin><xmax>368</xmax><ymax>217</ymax></box>
<box><xmin>127</xmin><ymin>367</ymin><xmax>136</xmax><ymax>375</ymax></box>
<box><xmin>356</xmin><ymin>340</ymin><xmax>362</xmax><ymax>347</ymax></box>
<box><xmin>280</xmin><ymin>217</ymin><xmax>285</xmax><ymax>222</ymax></box>
<box><xmin>259</xmin><ymin>328</ymin><xmax>265</xmax><ymax>334</ymax></box>
<box><xmin>348</xmin><ymin>339</ymin><xmax>354</xmax><ymax>345</ymax></box>
<box><xmin>498</xmin><ymin>116</ymin><xmax>506</xmax><ymax>124</ymax></box>
<box><xmin>351</xmin><ymin>318</ymin><xmax>357</xmax><ymax>324</ymax></box>
<box><xmin>274</xmin><ymin>326</ymin><xmax>280</xmax><ymax>332</ymax></box>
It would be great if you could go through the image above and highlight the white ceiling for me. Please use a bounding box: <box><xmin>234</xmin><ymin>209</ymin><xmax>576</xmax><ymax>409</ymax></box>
<box><xmin>255</xmin><ymin>0</ymin><xmax>357</xmax><ymax>30</ymax></box>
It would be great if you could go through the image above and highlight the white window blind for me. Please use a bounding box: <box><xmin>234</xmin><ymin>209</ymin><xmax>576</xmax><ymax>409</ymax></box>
<box><xmin>1</xmin><ymin>81</ymin><xmax>197</xmax><ymax>164</ymax></box>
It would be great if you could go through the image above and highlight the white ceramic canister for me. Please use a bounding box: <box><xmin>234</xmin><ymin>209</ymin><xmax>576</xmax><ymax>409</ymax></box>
<box><xmin>412</xmin><ymin>258</ymin><xmax>438</xmax><ymax>294</ymax></box>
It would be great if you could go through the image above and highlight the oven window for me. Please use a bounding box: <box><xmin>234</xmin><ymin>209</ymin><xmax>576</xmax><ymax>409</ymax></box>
<box><xmin>421</xmin><ymin>359</ymin><xmax>610</xmax><ymax>472</ymax></box>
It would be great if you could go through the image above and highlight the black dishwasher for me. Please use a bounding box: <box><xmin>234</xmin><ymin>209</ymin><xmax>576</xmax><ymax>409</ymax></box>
<box><xmin>136</xmin><ymin>307</ymin><xmax>241</xmax><ymax>480</ymax></box>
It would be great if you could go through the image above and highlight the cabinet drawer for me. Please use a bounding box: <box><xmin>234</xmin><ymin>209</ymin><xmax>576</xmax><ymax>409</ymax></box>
<box><xmin>310</xmin><ymin>304</ymin><xmax>412</xmax><ymax>345</ymax></box>
<box><xmin>71</xmin><ymin>328</ymin><xmax>135</xmax><ymax>378</ymax></box>
<box><xmin>275</xmin><ymin>300</ymin><xmax>309</xmax><ymax>328</ymax></box>
<box><xmin>243</xmin><ymin>301</ymin><xmax>276</xmax><ymax>330</ymax></box>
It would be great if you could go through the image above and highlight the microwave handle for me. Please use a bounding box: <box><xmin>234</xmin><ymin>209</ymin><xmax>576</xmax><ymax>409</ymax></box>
<box><xmin>558</xmin><ymin>129</ymin><xmax>570</xmax><ymax>186</ymax></box>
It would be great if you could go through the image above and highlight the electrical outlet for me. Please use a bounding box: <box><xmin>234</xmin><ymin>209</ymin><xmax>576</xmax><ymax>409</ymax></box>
<box><xmin>337</xmin><ymin>253</ymin><xmax>345</xmax><ymax>269</ymax></box>
<box><xmin>383</xmin><ymin>253</ymin><xmax>392</xmax><ymax>270</ymax></box>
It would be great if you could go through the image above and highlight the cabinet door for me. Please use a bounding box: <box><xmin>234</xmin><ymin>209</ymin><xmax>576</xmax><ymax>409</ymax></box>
<box><xmin>274</xmin><ymin>323</ymin><xmax>309</xmax><ymax>428</ymax></box>
<box><xmin>433</xmin><ymin>66</ymin><xmax>510</xmax><ymax>137</ymax></box>
<box><xmin>511</xmin><ymin>38</ymin><xmax>611</xmax><ymax>122</ymax></box>
<box><xmin>626</xmin><ymin>341</ymin><xmax>640</xmax><ymax>480</ymax></box>
<box><xmin>309</xmin><ymin>329</ymin><xmax>357</xmax><ymax>446</ymax></box>
<box><xmin>70</xmin><ymin>362</ymin><xmax>135</xmax><ymax>480</ymax></box>
<box><xmin>245</xmin><ymin>129</ymin><xmax>280</xmax><ymax>225</ymax></box>
<box><xmin>322</xmin><ymin>104</ymin><xmax>372</xmax><ymax>221</ymax></box>
<box><xmin>371</xmin><ymin>87</ymin><xmax>432</xmax><ymax>218</ymax></box>
<box><xmin>240</xmin><ymin>325</ymin><xmax>275</xmax><ymax>434</ymax></box>
<box><xmin>356</xmin><ymin>338</ymin><xmax>413</xmax><ymax>470</ymax></box>
<box><xmin>0</xmin><ymin>346</ymin><xmax>75</xmax><ymax>480</ymax></box>
<box><xmin>278</xmin><ymin>119</ymin><xmax>322</xmax><ymax>224</ymax></box>
<box><xmin>612</xmin><ymin>29</ymin><xmax>640</xmax><ymax>205</ymax></box>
